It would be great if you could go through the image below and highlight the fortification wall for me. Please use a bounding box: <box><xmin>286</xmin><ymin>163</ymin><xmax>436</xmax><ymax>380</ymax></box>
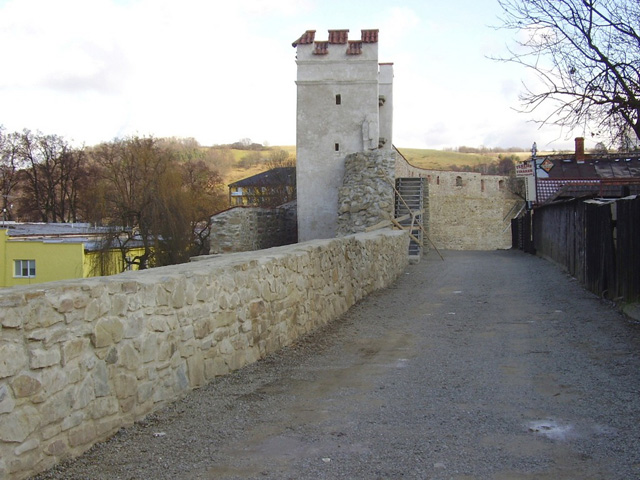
<box><xmin>396</xmin><ymin>156</ymin><xmax>521</xmax><ymax>250</ymax></box>
<box><xmin>337</xmin><ymin>151</ymin><xmax>396</xmax><ymax>235</ymax></box>
<box><xmin>0</xmin><ymin>230</ymin><xmax>408</xmax><ymax>479</ymax></box>
<box><xmin>209</xmin><ymin>202</ymin><xmax>297</xmax><ymax>254</ymax></box>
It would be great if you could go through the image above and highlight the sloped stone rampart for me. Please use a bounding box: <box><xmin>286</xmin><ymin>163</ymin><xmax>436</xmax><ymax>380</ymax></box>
<box><xmin>0</xmin><ymin>231</ymin><xmax>408</xmax><ymax>480</ymax></box>
<box><xmin>337</xmin><ymin>151</ymin><xmax>396</xmax><ymax>236</ymax></box>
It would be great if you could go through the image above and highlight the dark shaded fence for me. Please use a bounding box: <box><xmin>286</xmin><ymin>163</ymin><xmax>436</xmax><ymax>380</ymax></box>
<box><xmin>511</xmin><ymin>213</ymin><xmax>535</xmax><ymax>254</ymax></box>
<box><xmin>513</xmin><ymin>196</ymin><xmax>640</xmax><ymax>303</ymax></box>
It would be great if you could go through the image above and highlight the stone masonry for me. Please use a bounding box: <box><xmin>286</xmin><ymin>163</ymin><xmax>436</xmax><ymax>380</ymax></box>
<box><xmin>336</xmin><ymin>151</ymin><xmax>396</xmax><ymax>236</ymax></box>
<box><xmin>0</xmin><ymin>230</ymin><xmax>408</xmax><ymax>480</ymax></box>
<box><xmin>209</xmin><ymin>202</ymin><xmax>297</xmax><ymax>254</ymax></box>
<box><xmin>396</xmin><ymin>154</ymin><xmax>522</xmax><ymax>250</ymax></box>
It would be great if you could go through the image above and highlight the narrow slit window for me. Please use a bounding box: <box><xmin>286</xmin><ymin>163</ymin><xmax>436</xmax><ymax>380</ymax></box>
<box><xmin>335</xmin><ymin>94</ymin><xmax>341</xmax><ymax>105</ymax></box>
<box><xmin>334</xmin><ymin>143</ymin><xmax>340</xmax><ymax>152</ymax></box>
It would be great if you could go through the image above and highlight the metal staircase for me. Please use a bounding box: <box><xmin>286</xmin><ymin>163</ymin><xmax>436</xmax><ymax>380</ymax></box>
<box><xmin>395</xmin><ymin>178</ymin><xmax>424</xmax><ymax>258</ymax></box>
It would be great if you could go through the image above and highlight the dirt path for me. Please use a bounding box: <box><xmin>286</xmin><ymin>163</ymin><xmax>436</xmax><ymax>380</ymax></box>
<box><xmin>35</xmin><ymin>250</ymin><xmax>640</xmax><ymax>480</ymax></box>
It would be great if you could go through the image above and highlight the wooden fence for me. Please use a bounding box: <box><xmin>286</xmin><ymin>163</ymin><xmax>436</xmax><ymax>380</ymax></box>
<box><xmin>513</xmin><ymin>196</ymin><xmax>640</xmax><ymax>303</ymax></box>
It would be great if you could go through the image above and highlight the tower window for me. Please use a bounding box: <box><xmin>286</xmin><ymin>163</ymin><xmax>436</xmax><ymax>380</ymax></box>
<box><xmin>334</xmin><ymin>143</ymin><xmax>340</xmax><ymax>152</ymax></box>
<box><xmin>335</xmin><ymin>94</ymin><xmax>341</xmax><ymax>105</ymax></box>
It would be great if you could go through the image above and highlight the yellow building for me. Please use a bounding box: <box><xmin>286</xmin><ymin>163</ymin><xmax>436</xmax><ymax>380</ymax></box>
<box><xmin>0</xmin><ymin>223</ymin><xmax>145</xmax><ymax>288</ymax></box>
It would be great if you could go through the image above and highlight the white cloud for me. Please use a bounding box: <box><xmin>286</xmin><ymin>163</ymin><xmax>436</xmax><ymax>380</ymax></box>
<box><xmin>0</xmin><ymin>0</ymin><xmax>594</xmax><ymax>150</ymax></box>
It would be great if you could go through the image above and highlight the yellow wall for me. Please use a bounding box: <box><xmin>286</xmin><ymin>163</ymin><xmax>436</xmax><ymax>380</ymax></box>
<box><xmin>0</xmin><ymin>230</ymin><xmax>6</xmax><ymax>287</ymax></box>
<box><xmin>83</xmin><ymin>247</ymin><xmax>146</xmax><ymax>277</ymax></box>
<box><xmin>1</xmin><ymin>231</ymin><xmax>85</xmax><ymax>287</ymax></box>
<box><xmin>0</xmin><ymin>229</ymin><xmax>146</xmax><ymax>287</ymax></box>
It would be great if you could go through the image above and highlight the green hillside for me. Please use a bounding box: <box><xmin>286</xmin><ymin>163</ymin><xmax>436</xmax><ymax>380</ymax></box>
<box><xmin>219</xmin><ymin>145</ymin><xmax>534</xmax><ymax>186</ymax></box>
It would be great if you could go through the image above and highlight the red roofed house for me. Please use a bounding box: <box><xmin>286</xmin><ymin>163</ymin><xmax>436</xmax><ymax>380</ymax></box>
<box><xmin>534</xmin><ymin>137</ymin><xmax>640</xmax><ymax>205</ymax></box>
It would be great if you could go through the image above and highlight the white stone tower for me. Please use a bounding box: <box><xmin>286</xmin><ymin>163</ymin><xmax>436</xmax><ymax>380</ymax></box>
<box><xmin>293</xmin><ymin>29</ymin><xmax>394</xmax><ymax>241</ymax></box>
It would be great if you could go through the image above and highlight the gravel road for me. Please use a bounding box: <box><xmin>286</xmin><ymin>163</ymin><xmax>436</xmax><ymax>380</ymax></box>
<box><xmin>34</xmin><ymin>249</ymin><xmax>640</xmax><ymax>480</ymax></box>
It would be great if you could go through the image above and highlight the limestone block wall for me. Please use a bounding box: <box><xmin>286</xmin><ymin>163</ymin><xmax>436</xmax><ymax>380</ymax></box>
<box><xmin>396</xmin><ymin>155</ymin><xmax>522</xmax><ymax>250</ymax></box>
<box><xmin>0</xmin><ymin>230</ymin><xmax>408</xmax><ymax>480</ymax></box>
<box><xmin>209</xmin><ymin>202</ymin><xmax>297</xmax><ymax>254</ymax></box>
<box><xmin>337</xmin><ymin>151</ymin><xmax>396</xmax><ymax>236</ymax></box>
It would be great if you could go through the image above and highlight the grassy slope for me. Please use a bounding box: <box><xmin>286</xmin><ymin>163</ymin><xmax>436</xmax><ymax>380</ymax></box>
<box><xmin>220</xmin><ymin>146</ymin><xmax>537</xmax><ymax>185</ymax></box>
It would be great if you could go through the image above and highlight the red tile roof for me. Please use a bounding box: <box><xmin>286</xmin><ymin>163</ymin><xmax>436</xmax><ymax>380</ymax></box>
<box><xmin>328</xmin><ymin>29</ymin><xmax>349</xmax><ymax>44</ymax></box>
<box><xmin>313</xmin><ymin>41</ymin><xmax>329</xmax><ymax>55</ymax></box>
<box><xmin>361</xmin><ymin>29</ymin><xmax>379</xmax><ymax>43</ymax></box>
<box><xmin>293</xmin><ymin>29</ymin><xmax>379</xmax><ymax>52</ymax></box>
<box><xmin>292</xmin><ymin>30</ymin><xmax>315</xmax><ymax>47</ymax></box>
<box><xmin>347</xmin><ymin>41</ymin><xmax>362</xmax><ymax>55</ymax></box>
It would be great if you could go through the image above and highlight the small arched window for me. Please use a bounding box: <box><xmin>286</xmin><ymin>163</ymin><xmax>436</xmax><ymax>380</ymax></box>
<box><xmin>456</xmin><ymin>176</ymin><xmax>463</xmax><ymax>187</ymax></box>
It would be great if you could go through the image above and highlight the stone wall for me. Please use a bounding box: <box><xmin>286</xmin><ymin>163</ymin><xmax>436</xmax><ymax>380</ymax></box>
<box><xmin>396</xmin><ymin>155</ymin><xmax>522</xmax><ymax>250</ymax></box>
<box><xmin>0</xmin><ymin>230</ymin><xmax>408</xmax><ymax>480</ymax></box>
<box><xmin>209</xmin><ymin>202</ymin><xmax>297</xmax><ymax>254</ymax></box>
<box><xmin>337</xmin><ymin>151</ymin><xmax>396</xmax><ymax>236</ymax></box>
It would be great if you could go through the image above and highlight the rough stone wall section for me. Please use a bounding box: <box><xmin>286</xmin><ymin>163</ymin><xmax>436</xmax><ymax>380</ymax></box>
<box><xmin>0</xmin><ymin>230</ymin><xmax>408</xmax><ymax>480</ymax></box>
<box><xmin>209</xmin><ymin>202</ymin><xmax>297</xmax><ymax>254</ymax></box>
<box><xmin>337</xmin><ymin>151</ymin><xmax>396</xmax><ymax>236</ymax></box>
<box><xmin>396</xmin><ymin>155</ymin><xmax>522</xmax><ymax>250</ymax></box>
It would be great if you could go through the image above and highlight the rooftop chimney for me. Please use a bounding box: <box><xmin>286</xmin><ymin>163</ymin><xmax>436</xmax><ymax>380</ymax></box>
<box><xmin>575</xmin><ymin>137</ymin><xmax>585</xmax><ymax>163</ymax></box>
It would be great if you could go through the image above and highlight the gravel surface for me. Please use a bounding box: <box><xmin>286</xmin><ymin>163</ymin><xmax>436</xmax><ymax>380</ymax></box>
<box><xmin>34</xmin><ymin>249</ymin><xmax>640</xmax><ymax>480</ymax></box>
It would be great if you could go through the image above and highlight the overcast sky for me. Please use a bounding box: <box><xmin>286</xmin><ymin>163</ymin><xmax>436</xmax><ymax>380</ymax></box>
<box><xmin>0</xmin><ymin>0</ymin><xmax>590</xmax><ymax>151</ymax></box>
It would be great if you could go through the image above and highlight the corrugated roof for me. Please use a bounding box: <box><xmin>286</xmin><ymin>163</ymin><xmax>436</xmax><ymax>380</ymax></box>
<box><xmin>3</xmin><ymin>222</ymin><xmax>111</xmax><ymax>237</ymax></box>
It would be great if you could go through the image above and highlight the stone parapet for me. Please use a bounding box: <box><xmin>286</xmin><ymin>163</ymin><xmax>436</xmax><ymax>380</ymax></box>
<box><xmin>0</xmin><ymin>231</ymin><xmax>408</xmax><ymax>479</ymax></box>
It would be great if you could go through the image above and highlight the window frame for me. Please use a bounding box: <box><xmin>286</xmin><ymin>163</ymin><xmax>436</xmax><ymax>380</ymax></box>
<box><xmin>14</xmin><ymin>259</ymin><xmax>36</xmax><ymax>278</ymax></box>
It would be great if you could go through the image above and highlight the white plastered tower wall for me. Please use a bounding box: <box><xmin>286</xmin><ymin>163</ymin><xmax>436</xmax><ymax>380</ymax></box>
<box><xmin>293</xmin><ymin>29</ymin><xmax>393</xmax><ymax>242</ymax></box>
<box><xmin>378</xmin><ymin>63</ymin><xmax>394</xmax><ymax>149</ymax></box>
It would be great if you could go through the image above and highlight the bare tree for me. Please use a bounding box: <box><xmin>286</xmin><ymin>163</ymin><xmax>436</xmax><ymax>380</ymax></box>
<box><xmin>16</xmin><ymin>130</ymin><xmax>87</xmax><ymax>222</ymax></box>
<box><xmin>495</xmin><ymin>0</ymin><xmax>640</xmax><ymax>148</ymax></box>
<box><xmin>0</xmin><ymin>128</ymin><xmax>21</xmax><ymax>220</ymax></box>
<box><xmin>91</xmin><ymin>136</ymin><xmax>170</xmax><ymax>270</ymax></box>
<box><xmin>179</xmin><ymin>159</ymin><xmax>226</xmax><ymax>256</ymax></box>
<box><xmin>90</xmin><ymin>136</ymin><xmax>226</xmax><ymax>271</ymax></box>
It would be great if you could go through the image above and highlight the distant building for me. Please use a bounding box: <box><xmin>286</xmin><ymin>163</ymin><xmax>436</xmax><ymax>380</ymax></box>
<box><xmin>292</xmin><ymin>29</ymin><xmax>394</xmax><ymax>241</ymax></box>
<box><xmin>0</xmin><ymin>223</ymin><xmax>145</xmax><ymax>287</ymax></box>
<box><xmin>228</xmin><ymin>167</ymin><xmax>296</xmax><ymax>207</ymax></box>
<box><xmin>534</xmin><ymin>137</ymin><xmax>640</xmax><ymax>204</ymax></box>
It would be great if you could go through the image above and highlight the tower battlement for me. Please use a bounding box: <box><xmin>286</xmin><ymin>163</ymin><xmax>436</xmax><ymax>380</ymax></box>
<box><xmin>292</xmin><ymin>29</ymin><xmax>379</xmax><ymax>55</ymax></box>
